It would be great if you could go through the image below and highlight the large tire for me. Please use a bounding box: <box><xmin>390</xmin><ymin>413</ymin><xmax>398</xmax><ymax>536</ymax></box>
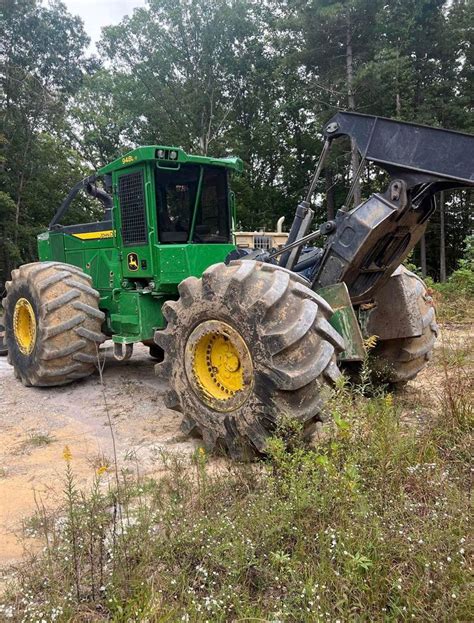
<box><xmin>149</xmin><ymin>344</ymin><xmax>164</xmax><ymax>361</ymax></box>
<box><xmin>155</xmin><ymin>260</ymin><xmax>344</xmax><ymax>458</ymax></box>
<box><xmin>3</xmin><ymin>261</ymin><xmax>105</xmax><ymax>386</ymax></box>
<box><xmin>369</xmin><ymin>267</ymin><xmax>438</xmax><ymax>385</ymax></box>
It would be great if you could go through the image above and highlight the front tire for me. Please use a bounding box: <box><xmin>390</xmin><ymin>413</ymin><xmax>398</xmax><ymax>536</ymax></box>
<box><xmin>155</xmin><ymin>261</ymin><xmax>344</xmax><ymax>458</ymax></box>
<box><xmin>3</xmin><ymin>262</ymin><xmax>105</xmax><ymax>386</ymax></box>
<box><xmin>369</xmin><ymin>267</ymin><xmax>438</xmax><ymax>385</ymax></box>
<box><xmin>149</xmin><ymin>344</ymin><xmax>164</xmax><ymax>361</ymax></box>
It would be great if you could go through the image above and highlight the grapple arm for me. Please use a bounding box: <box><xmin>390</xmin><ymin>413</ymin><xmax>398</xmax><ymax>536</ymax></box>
<box><xmin>323</xmin><ymin>111</ymin><xmax>473</xmax><ymax>189</ymax></box>
<box><xmin>308</xmin><ymin>113</ymin><xmax>474</xmax><ymax>303</ymax></box>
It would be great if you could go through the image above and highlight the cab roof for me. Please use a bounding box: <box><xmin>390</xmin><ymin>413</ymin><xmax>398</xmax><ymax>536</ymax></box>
<box><xmin>98</xmin><ymin>146</ymin><xmax>244</xmax><ymax>175</ymax></box>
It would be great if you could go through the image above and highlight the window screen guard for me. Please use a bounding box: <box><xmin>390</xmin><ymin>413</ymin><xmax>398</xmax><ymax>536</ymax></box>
<box><xmin>118</xmin><ymin>171</ymin><xmax>148</xmax><ymax>246</ymax></box>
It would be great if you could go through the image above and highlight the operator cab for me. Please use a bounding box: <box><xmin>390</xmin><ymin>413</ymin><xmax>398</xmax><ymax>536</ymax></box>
<box><xmin>156</xmin><ymin>163</ymin><xmax>230</xmax><ymax>244</ymax></box>
<box><xmin>46</xmin><ymin>146</ymin><xmax>242</xmax><ymax>248</ymax></box>
<box><xmin>41</xmin><ymin>146</ymin><xmax>243</xmax><ymax>285</ymax></box>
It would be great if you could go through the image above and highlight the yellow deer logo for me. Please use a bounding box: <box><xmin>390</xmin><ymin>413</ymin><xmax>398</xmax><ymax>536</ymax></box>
<box><xmin>127</xmin><ymin>253</ymin><xmax>139</xmax><ymax>271</ymax></box>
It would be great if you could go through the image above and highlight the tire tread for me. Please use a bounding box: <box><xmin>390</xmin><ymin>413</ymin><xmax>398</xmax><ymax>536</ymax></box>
<box><xmin>4</xmin><ymin>262</ymin><xmax>105</xmax><ymax>387</ymax></box>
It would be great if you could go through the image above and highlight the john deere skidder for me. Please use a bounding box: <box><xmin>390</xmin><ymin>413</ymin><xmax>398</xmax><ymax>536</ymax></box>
<box><xmin>3</xmin><ymin>113</ymin><xmax>473</xmax><ymax>456</ymax></box>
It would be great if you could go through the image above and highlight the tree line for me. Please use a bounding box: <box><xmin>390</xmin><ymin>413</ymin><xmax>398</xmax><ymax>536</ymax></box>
<box><xmin>1</xmin><ymin>0</ymin><xmax>472</xmax><ymax>288</ymax></box>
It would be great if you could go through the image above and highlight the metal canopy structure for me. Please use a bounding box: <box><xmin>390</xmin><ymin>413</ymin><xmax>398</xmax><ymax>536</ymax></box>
<box><xmin>323</xmin><ymin>111</ymin><xmax>474</xmax><ymax>187</ymax></box>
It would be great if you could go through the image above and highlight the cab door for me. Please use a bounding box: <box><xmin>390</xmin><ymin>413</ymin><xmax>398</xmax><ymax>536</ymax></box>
<box><xmin>114</xmin><ymin>164</ymin><xmax>154</xmax><ymax>278</ymax></box>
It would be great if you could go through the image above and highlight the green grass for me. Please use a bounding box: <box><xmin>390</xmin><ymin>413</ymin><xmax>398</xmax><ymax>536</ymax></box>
<box><xmin>428</xmin><ymin>265</ymin><xmax>474</xmax><ymax>324</ymax></box>
<box><xmin>0</xmin><ymin>335</ymin><xmax>472</xmax><ymax>622</ymax></box>
<box><xmin>431</xmin><ymin>287</ymin><xmax>473</xmax><ymax>325</ymax></box>
<box><xmin>404</xmin><ymin>256</ymin><xmax>473</xmax><ymax>325</ymax></box>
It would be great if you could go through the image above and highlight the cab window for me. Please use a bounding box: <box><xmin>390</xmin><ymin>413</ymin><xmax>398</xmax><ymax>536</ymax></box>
<box><xmin>193</xmin><ymin>166</ymin><xmax>229</xmax><ymax>243</ymax></box>
<box><xmin>156</xmin><ymin>165</ymin><xmax>199</xmax><ymax>243</ymax></box>
<box><xmin>156</xmin><ymin>164</ymin><xmax>230</xmax><ymax>244</ymax></box>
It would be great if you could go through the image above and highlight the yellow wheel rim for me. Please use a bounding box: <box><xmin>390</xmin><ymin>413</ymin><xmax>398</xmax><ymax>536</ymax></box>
<box><xmin>185</xmin><ymin>320</ymin><xmax>253</xmax><ymax>412</ymax></box>
<box><xmin>13</xmin><ymin>298</ymin><xmax>37</xmax><ymax>355</ymax></box>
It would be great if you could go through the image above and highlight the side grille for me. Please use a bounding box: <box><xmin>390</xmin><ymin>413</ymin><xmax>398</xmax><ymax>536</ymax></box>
<box><xmin>118</xmin><ymin>171</ymin><xmax>147</xmax><ymax>246</ymax></box>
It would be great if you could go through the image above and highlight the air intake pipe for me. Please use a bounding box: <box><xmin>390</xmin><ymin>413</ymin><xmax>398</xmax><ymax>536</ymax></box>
<box><xmin>49</xmin><ymin>175</ymin><xmax>113</xmax><ymax>229</ymax></box>
<box><xmin>86</xmin><ymin>182</ymin><xmax>113</xmax><ymax>221</ymax></box>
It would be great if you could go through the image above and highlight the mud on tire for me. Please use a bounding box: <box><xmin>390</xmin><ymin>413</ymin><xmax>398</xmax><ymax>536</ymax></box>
<box><xmin>3</xmin><ymin>262</ymin><xmax>105</xmax><ymax>386</ymax></box>
<box><xmin>370</xmin><ymin>267</ymin><xmax>438</xmax><ymax>385</ymax></box>
<box><xmin>155</xmin><ymin>260</ymin><xmax>344</xmax><ymax>458</ymax></box>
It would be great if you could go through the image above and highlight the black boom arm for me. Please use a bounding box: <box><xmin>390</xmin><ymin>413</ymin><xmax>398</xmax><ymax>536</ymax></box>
<box><xmin>323</xmin><ymin>111</ymin><xmax>473</xmax><ymax>188</ymax></box>
<box><xmin>278</xmin><ymin>112</ymin><xmax>473</xmax><ymax>303</ymax></box>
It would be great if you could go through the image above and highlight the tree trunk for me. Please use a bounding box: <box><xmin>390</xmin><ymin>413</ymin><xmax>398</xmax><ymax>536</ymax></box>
<box><xmin>395</xmin><ymin>50</ymin><xmax>401</xmax><ymax>117</ymax></box>
<box><xmin>14</xmin><ymin>171</ymin><xmax>25</xmax><ymax>246</ymax></box>
<box><xmin>346</xmin><ymin>14</ymin><xmax>361</xmax><ymax>207</ymax></box>
<box><xmin>420</xmin><ymin>234</ymin><xmax>427</xmax><ymax>277</ymax></box>
<box><xmin>439</xmin><ymin>191</ymin><xmax>446</xmax><ymax>282</ymax></box>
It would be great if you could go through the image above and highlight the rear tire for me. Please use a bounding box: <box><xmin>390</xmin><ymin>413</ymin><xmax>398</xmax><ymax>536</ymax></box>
<box><xmin>3</xmin><ymin>262</ymin><xmax>105</xmax><ymax>386</ymax></box>
<box><xmin>155</xmin><ymin>260</ymin><xmax>344</xmax><ymax>458</ymax></box>
<box><xmin>370</xmin><ymin>268</ymin><xmax>438</xmax><ymax>385</ymax></box>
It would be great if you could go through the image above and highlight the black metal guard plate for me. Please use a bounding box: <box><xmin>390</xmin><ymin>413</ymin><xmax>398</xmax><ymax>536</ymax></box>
<box><xmin>324</xmin><ymin>112</ymin><xmax>474</xmax><ymax>186</ymax></box>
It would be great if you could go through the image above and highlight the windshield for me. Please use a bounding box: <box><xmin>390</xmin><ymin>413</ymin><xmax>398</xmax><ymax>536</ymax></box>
<box><xmin>156</xmin><ymin>164</ymin><xmax>230</xmax><ymax>243</ymax></box>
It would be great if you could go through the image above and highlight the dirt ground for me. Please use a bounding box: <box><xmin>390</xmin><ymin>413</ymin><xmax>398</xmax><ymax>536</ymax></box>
<box><xmin>0</xmin><ymin>326</ymin><xmax>471</xmax><ymax>574</ymax></box>
<box><xmin>0</xmin><ymin>343</ymin><xmax>198</xmax><ymax>571</ymax></box>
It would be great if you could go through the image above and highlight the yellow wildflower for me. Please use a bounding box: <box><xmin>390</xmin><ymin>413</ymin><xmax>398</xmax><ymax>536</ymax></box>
<box><xmin>363</xmin><ymin>335</ymin><xmax>378</xmax><ymax>350</ymax></box>
<box><xmin>97</xmin><ymin>465</ymin><xmax>108</xmax><ymax>476</ymax></box>
<box><xmin>385</xmin><ymin>393</ymin><xmax>394</xmax><ymax>408</ymax></box>
<box><xmin>62</xmin><ymin>445</ymin><xmax>72</xmax><ymax>462</ymax></box>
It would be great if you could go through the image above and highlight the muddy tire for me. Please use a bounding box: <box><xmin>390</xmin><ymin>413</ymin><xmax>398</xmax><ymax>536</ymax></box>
<box><xmin>370</xmin><ymin>268</ymin><xmax>438</xmax><ymax>385</ymax></box>
<box><xmin>149</xmin><ymin>344</ymin><xmax>164</xmax><ymax>361</ymax></box>
<box><xmin>155</xmin><ymin>260</ymin><xmax>344</xmax><ymax>458</ymax></box>
<box><xmin>3</xmin><ymin>262</ymin><xmax>105</xmax><ymax>386</ymax></box>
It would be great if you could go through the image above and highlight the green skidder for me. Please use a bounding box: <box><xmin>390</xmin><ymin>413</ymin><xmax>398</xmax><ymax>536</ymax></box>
<box><xmin>3</xmin><ymin>114</ymin><xmax>473</xmax><ymax>456</ymax></box>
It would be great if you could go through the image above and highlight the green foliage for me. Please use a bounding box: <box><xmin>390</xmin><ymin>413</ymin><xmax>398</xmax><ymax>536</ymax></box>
<box><xmin>461</xmin><ymin>233</ymin><xmax>474</xmax><ymax>266</ymax></box>
<box><xmin>429</xmin><ymin>236</ymin><xmax>474</xmax><ymax>322</ymax></box>
<box><xmin>68</xmin><ymin>71</ymin><xmax>137</xmax><ymax>169</ymax></box>
<box><xmin>0</xmin><ymin>192</ymin><xmax>20</xmax><ymax>285</ymax></box>
<box><xmin>1</xmin><ymin>0</ymin><xmax>472</xmax><ymax>284</ymax></box>
<box><xmin>431</xmin><ymin>271</ymin><xmax>473</xmax><ymax>323</ymax></box>
<box><xmin>1</xmin><ymin>0</ymin><xmax>92</xmax><ymax>282</ymax></box>
<box><xmin>2</xmin><ymin>350</ymin><xmax>472</xmax><ymax>621</ymax></box>
<box><xmin>446</xmin><ymin>267</ymin><xmax>474</xmax><ymax>297</ymax></box>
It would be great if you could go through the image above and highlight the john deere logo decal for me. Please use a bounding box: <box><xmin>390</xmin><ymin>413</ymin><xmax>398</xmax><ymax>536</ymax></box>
<box><xmin>127</xmin><ymin>252</ymin><xmax>139</xmax><ymax>271</ymax></box>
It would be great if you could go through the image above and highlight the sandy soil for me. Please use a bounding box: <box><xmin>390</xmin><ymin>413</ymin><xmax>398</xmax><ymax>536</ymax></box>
<box><xmin>0</xmin><ymin>343</ymin><xmax>197</xmax><ymax>569</ymax></box>
<box><xmin>0</xmin><ymin>325</ymin><xmax>471</xmax><ymax>572</ymax></box>
<box><xmin>397</xmin><ymin>323</ymin><xmax>473</xmax><ymax>428</ymax></box>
